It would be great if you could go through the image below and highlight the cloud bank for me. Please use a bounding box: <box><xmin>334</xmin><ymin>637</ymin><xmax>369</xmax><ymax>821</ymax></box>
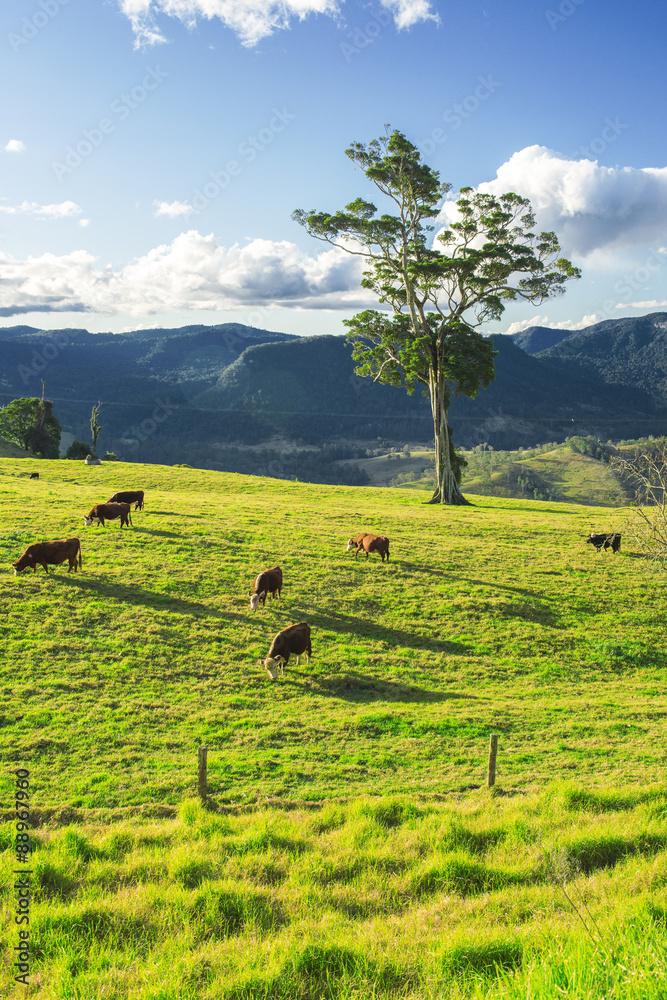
<box><xmin>119</xmin><ymin>0</ymin><xmax>437</xmax><ymax>48</ymax></box>
<box><xmin>438</xmin><ymin>145</ymin><xmax>667</xmax><ymax>258</ymax></box>
<box><xmin>0</xmin><ymin>231</ymin><xmax>367</xmax><ymax>317</ymax></box>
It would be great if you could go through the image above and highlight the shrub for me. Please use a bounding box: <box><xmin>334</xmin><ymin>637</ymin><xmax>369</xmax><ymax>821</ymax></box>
<box><xmin>65</xmin><ymin>440</ymin><xmax>93</xmax><ymax>460</ymax></box>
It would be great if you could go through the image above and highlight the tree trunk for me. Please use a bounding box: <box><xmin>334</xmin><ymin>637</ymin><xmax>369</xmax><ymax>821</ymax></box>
<box><xmin>427</xmin><ymin>369</ymin><xmax>470</xmax><ymax>505</ymax></box>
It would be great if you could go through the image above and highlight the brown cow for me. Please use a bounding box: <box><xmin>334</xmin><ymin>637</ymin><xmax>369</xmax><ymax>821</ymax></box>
<box><xmin>346</xmin><ymin>532</ymin><xmax>390</xmax><ymax>562</ymax></box>
<box><xmin>107</xmin><ymin>490</ymin><xmax>145</xmax><ymax>511</ymax></box>
<box><xmin>13</xmin><ymin>538</ymin><xmax>82</xmax><ymax>575</ymax></box>
<box><xmin>262</xmin><ymin>622</ymin><xmax>312</xmax><ymax>680</ymax></box>
<box><xmin>249</xmin><ymin>566</ymin><xmax>283</xmax><ymax>611</ymax></box>
<box><xmin>83</xmin><ymin>502</ymin><xmax>132</xmax><ymax>528</ymax></box>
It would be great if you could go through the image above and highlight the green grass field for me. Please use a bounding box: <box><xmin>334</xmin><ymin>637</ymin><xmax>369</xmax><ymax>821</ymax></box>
<box><xmin>1</xmin><ymin>457</ymin><xmax>666</xmax><ymax>997</ymax></box>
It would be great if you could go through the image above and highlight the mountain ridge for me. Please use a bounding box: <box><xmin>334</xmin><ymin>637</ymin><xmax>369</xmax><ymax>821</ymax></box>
<box><xmin>1</xmin><ymin>314</ymin><xmax>666</xmax><ymax>474</ymax></box>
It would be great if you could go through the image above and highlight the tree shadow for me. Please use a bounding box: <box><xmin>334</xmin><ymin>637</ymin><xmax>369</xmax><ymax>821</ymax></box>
<box><xmin>398</xmin><ymin>564</ymin><xmax>543</xmax><ymax>599</ymax></box>
<box><xmin>55</xmin><ymin>574</ymin><xmax>248</xmax><ymax>622</ymax></box>
<box><xmin>285</xmin><ymin>668</ymin><xmax>475</xmax><ymax>703</ymax></box>
<box><xmin>134</xmin><ymin>527</ymin><xmax>183</xmax><ymax>538</ymax></box>
<box><xmin>150</xmin><ymin>510</ymin><xmax>202</xmax><ymax>518</ymax></box>
<box><xmin>489</xmin><ymin>600</ymin><xmax>560</xmax><ymax>626</ymax></box>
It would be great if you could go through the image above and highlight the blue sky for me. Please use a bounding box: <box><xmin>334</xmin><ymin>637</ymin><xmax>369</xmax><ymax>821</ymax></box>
<box><xmin>1</xmin><ymin>0</ymin><xmax>666</xmax><ymax>337</ymax></box>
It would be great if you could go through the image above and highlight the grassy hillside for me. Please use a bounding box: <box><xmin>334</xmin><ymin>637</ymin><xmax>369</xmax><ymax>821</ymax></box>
<box><xmin>2</xmin><ymin>457</ymin><xmax>662</xmax><ymax>810</ymax></box>
<box><xmin>0</xmin><ymin>435</ymin><xmax>31</xmax><ymax>459</ymax></box>
<box><xmin>1</xmin><ymin>459</ymin><xmax>666</xmax><ymax>997</ymax></box>
<box><xmin>344</xmin><ymin>441</ymin><xmax>631</xmax><ymax>507</ymax></box>
<box><xmin>460</xmin><ymin>442</ymin><xmax>630</xmax><ymax>506</ymax></box>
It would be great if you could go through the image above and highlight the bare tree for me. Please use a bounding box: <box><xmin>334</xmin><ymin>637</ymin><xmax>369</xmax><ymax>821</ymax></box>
<box><xmin>613</xmin><ymin>440</ymin><xmax>667</xmax><ymax>567</ymax></box>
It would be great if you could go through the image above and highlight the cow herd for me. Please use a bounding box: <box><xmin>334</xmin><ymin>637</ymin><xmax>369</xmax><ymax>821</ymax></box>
<box><xmin>11</xmin><ymin>479</ymin><xmax>624</xmax><ymax>681</ymax></box>
<box><xmin>12</xmin><ymin>489</ymin><xmax>146</xmax><ymax>576</ymax></box>
<box><xmin>253</xmin><ymin>536</ymin><xmax>391</xmax><ymax>679</ymax></box>
<box><xmin>10</xmin><ymin>483</ymin><xmax>396</xmax><ymax>682</ymax></box>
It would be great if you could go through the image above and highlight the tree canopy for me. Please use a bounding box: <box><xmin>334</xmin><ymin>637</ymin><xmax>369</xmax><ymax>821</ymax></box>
<box><xmin>293</xmin><ymin>129</ymin><xmax>580</xmax><ymax>503</ymax></box>
<box><xmin>0</xmin><ymin>396</ymin><xmax>61</xmax><ymax>458</ymax></box>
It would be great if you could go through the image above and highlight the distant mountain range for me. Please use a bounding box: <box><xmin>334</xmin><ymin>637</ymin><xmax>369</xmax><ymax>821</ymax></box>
<box><xmin>0</xmin><ymin>314</ymin><xmax>666</xmax><ymax>476</ymax></box>
<box><xmin>514</xmin><ymin>313</ymin><xmax>667</xmax><ymax>399</ymax></box>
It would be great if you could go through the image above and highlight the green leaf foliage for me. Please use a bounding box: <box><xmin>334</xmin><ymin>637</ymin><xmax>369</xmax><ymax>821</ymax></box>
<box><xmin>0</xmin><ymin>396</ymin><xmax>61</xmax><ymax>458</ymax></box>
<box><xmin>293</xmin><ymin>129</ymin><xmax>580</xmax><ymax>503</ymax></box>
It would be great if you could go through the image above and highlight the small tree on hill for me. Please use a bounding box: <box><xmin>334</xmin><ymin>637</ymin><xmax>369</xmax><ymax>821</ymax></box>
<box><xmin>0</xmin><ymin>394</ymin><xmax>61</xmax><ymax>458</ymax></box>
<box><xmin>293</xmin><ymin>128</ymin><xmax>580</xmax><ymax>504</ymax></box>
<box><xmin>66</xmin><ymin>440</ymin><xmax>93</xmax><ymax>460</ymax></box>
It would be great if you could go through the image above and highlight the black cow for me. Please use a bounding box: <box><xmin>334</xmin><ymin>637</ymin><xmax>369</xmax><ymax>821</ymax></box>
<box><xmin>587</xmin><ymin>532</ymin><xmax>621</xmax><ymax>553</ymax></box>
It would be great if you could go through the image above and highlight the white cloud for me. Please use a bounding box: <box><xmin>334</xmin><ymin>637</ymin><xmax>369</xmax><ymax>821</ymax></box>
<box><xmin>501</xmin><ymin>313</ymin><xmax>604</xmax><ymax>337</ymax></box>
<box><xmin>119</xmin><ymin>0</ymin><xmax>436</xmax><ymax>47</ymax></box>
<box><xmin>380</xmin><ymin>0</ymin><xmax>438</xmax><ymax>29</ymax></box>
<box><xmin>79</xmin><ymin>219</ymin><xmax>90</xmax><ymax>228</ymax></box>
<box><xmin>0</xmin><ymin>200</ymin><xmax>82</xmax><ymax>219</ymax></box>
<box><xmin>615</xmin><ymin>300</ymin><xmax>667</xmax><ymax>310</ymax></box>
<box><xmin>5</xmin><ymin>139</ymin><xmax>25</xmax><ymax>153</ymax></box>
<box><xmin>438</xmin><ymin>146</ymin><xmax>667</xmax><ymax>258</ymax></box>
<box><xmin>0</xmin><ymin>230</ymin><xmax>368</xmax><ymax>317</ymax></box>
<box><xmin>153</xmin><ymin>199</ymin><xmax>194</xmax><ymax>218</ymax></box>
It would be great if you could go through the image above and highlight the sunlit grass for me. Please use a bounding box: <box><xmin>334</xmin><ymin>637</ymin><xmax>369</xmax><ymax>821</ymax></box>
<box><xmin>1</xmin><ymin>456</ymin><xmax>666</xmax><ymax>996</ymax></box>
<box><xmin>2</xmin><ymin>788</ymin><xmax>667</xmax><ymax>997</ymax></box>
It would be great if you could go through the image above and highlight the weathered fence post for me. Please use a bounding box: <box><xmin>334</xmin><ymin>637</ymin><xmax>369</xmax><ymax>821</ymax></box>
<box><xmin>198</xmin><ymin>746</ymin><xmax>208</xmax><ymax>802</ymax></box>
<box><xmin>487</xmin><ymin>734</ymin><xmax>499</xmax><ymax>788</ymax></box>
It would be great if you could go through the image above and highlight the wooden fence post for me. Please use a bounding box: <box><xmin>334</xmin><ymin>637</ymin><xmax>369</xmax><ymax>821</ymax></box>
<box><xmin>198</xmin><ymin>746</ymin><xmax>208</xmax><ymax>802</ymax></box>
<box><xmin>487</xmin><ymin>734</ymin><xmax>499</xmax><ymax>788</ymax></box>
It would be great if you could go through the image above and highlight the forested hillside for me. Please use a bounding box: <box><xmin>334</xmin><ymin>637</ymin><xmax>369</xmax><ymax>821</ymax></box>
<box><xmin>1</xmin><ymin>314</ymin><xmax>666</xmax><ymax>481</ymax></box>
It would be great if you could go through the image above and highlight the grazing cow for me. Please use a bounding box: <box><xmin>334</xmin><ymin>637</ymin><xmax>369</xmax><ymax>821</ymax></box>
<box><xmin>13</xmin><ymin>537</ymin><xmax>82</xmax><ymax>575</ymax></box>
<box><xmin>346</xmin><ymin>532</ymin><xmax>390</xmax><ymax>562</ymax></box>
<box><xmin>83</xmin><ymin>502</ymin><xmax>132</xmax><ymax>528</ymax></box>
<box><xmin>107</xmin><ymin>490</ymin><xmax>145</xmax><ymax>511</ymax></box>
<box><xmin>249</xmin><ymin>566</ymin><xmax>283</xmax><ymax>611</ymax></box>
<box><xmin>29</xmin><ymin>472</ymin><xmax>39</xmax><ymax>480</ymax></box>
<box><xmin>587</xmin><ymin>532</ymin><xmax>622</xmax><ymax>553</ymax></box>
<box><xmin>262</xmin><ymin>622</ymin><xmax>312</xmax><ymax>680</ymax></box>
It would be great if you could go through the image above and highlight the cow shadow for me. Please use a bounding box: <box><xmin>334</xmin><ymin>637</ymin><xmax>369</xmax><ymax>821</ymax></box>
<box><xmin>292</xmin><ymin>604</ymin><xmax>471</xmax><ymax>656</ymax></box>
<box><xmin>287</xmin><ymin>669</ymin><xmax>476</xmax><ymax>704</ymax></box>
<box><xmin>55</xmin><ymin>575</ymin><xmax>249</xmax><ymax>623</ymax></box>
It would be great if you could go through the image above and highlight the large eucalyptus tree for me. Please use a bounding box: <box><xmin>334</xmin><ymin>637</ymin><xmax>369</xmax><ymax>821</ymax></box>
<box><xmin>293</xmin><ymin>130</ymin><xmax>580</xmax><ymax>504</ymax></box>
